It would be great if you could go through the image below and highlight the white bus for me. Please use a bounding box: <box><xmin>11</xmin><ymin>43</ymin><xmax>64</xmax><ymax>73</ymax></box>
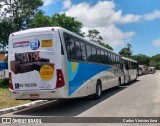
<box><xmin>122</xmin><ymin>57</ymin><xmax>138</xmax><ymax>83</ymax></box>
<box><xmin>8</xmin><ymin>27</ymin><xmax>124</xmax><ymax>100</ymax></box>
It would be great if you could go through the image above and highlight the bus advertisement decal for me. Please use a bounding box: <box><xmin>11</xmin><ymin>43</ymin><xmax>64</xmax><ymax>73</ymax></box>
<box><xmin>10</xmin><ymin>50</ymin><xmax>55</xmax><ymax>90</ymax></box>
<box><xmin>40</xmin><ymin>65</ymin><xmax>54</xmax><ymax>81</ymax></box>
<box><xmin>41</xmin><ymin>39</ymin><xmax>53</xmax><ymax>47</ymax></box>
<box><xmin>13</xmin><ymin>41</ymin><xmax>29</xmax><ymax>48</ymax></box>
<box><xmin>30</xmin><ymin>39</ymin><xmax>40</xmax><ymax>50</ymax></box>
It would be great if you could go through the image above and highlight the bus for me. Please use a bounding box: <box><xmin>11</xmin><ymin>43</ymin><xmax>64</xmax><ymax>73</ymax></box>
<box><xmin>8</xmin><ymin>27</ymin><xmax>124</xmax><ymax>100</ymax></box>
<box><xmin>122</xmin><ymin>57</ymin><xmax>138</xmax><ymax>83</ymax></box>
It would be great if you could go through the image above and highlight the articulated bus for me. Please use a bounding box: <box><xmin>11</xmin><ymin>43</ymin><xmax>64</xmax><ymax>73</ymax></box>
<box><xmin>8</xmin><ymin>27</ymin><xmax>125</xmax><ymax>100</ymax></box>
<box><xmin>122</xmin><ymin>57</ymin><xmax>138</xmax><ymax>83</ymax></box>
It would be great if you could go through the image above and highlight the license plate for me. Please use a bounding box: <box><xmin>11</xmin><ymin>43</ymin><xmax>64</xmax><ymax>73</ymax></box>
<box><xmin>30</xmin><ymin>94</ymin><xmax>39</xmax><ymax>99</ymax></box>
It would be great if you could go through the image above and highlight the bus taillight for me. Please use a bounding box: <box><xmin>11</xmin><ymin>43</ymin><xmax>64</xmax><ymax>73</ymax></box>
<box><xmin>56</xmin><ymin>69</ymin><xmax>65</xmax><ymax>88</ymax></box>
<box><xmin>9</xmin><ymin>72</ymin><xmax>13</xmax><ymax>90</ymax></box>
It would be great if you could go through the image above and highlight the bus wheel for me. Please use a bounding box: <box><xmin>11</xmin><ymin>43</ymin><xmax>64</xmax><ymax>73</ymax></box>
<box><xmin>94</xmin><ymin>81</ymin><xmax>102</xmax><ymax>100</ymax></box>
<box><xmin>119</xmin><ymin>77</ymin><xmax>121</xmax><ymax>86</ymax></box>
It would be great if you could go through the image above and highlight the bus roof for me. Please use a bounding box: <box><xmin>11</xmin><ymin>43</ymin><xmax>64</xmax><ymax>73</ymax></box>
<box><xmin>10</xmin><ymin>27</ymin><xmax>120</xmax><ymax>56</ymax></box>
<box><xmin>122</xmin><ymin>57</ymin><xmax>137</xmax><ymax>63</ymax></box>
<box><xmin>10</xmin><ymin>27</ymin><xmax>60</xmax><ymax>37</ymax></box>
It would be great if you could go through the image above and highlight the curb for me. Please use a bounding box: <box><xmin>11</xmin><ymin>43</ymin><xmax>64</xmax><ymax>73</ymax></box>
<box><xmin>0</xmin><ymin>100</ymin><xmax>49</xmax><ymax>115</ymax></box>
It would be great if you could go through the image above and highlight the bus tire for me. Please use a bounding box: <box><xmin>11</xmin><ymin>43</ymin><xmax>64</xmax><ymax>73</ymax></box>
<box><xmin>119</xmin><ymin>77</ymin><xmax>121</xmax><ymax>86</ymax></box>
<box><xmin>94</xmin><ymin>81</ymin><xmax>102</xmax><ymax>100</ymax></box>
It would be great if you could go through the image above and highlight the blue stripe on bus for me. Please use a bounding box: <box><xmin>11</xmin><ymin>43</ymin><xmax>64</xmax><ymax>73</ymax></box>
<box><xmin>68</xmin><ymin>61</ymin><xmax>112</xmax><ymax>96</ymax></box>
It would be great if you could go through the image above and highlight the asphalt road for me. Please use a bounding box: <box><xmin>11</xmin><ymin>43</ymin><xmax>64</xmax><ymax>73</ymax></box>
<box><xmin>1</xmin><ymin>71</ymin><xmax>160</xmax><ymax>125</ymax></box>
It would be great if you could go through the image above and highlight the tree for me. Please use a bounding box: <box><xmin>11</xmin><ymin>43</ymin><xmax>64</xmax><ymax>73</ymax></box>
<box><xmin>52</xmin><ymin>13</ymin><xmax>84</xmax><ymax>36</ymax></box>
<box><xmin>150</xmin><ymin>54</ymin><xmax>160</xmax><ymax>62</ymax></box>
<box><xmin>29</xmin><ymin>12</ymin><xmax>53</xmax><ymax>28</ymax></box>
<box><xmin>127</xmin><ymin>43</ymin><xmax>132</xmax><ymax>51</ymax></box>
<box><xmin>100</xmin><ymin>43</ymin><xmax>113</xmax><ymax>50</ymax></box>
<box><xmin>30</xmin><ymin>13</ymin><xmax>85</xmax><ymax>36</ymax></box>
<box><xmin>0</xmin><ymin>0</ymin><xmax>43</xmax><ymax>50</ymax></box>
<box><xmin>149</xmin><ymin>54</ymin><xmax>160</xmax><ymax>69</ymax></box>
<box><xmin>119</xmin><ymin>48</ymin><xmax>132</xmax><ymax>57</ymax></box>
<box><xmin>0</xmin><ymin>18</ymin><xmax>13</xmax><ymax>50</ymax></box>
<box><xmin>131</xmin><ymin>54</ymin><xmax>150</xmax><ymax>66</ymax></box>
<box><xmin>119</xmin><ymin>43</ymin><xmax>132</xmax><ymax>57</ymax></box>
<box><xmin>86</xmin><ymin>29</ymin><xmax>113</xmax><ymax>50</ymax></box>
<box><xmin>149</xmin><ymin>60</ymin><xmax>160</xmax><ymax>69</ymax></box>
<box><xmin>87</xmin><ymin>29</ymin><xmax>103</xmax><ymax>44</ymax></box>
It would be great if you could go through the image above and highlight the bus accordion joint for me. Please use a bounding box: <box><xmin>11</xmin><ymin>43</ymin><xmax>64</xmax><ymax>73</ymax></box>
<box><xmin>9</xmin><ymin>72</ymin><xmax>14</xmax><ymax>90</ymax></box>
<box><xmin>56</xmin><ymin>69</ymin><xmax>65</xmax><ymax>88</ymax></box>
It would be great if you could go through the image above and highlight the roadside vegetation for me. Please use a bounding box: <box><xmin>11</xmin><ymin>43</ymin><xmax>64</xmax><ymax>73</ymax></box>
<box><xmin>0</xmin><ymin>78</ymin><xmax>30</xmax><ymax>109</ymax></box>
<box><xmin>119</xmin><ymin>44</ymin><xmax>160</xmax><ymax>69</ymax></box>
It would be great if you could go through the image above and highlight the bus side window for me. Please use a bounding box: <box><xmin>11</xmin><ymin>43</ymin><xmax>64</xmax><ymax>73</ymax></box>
<box><xmin>113</xmin><ymin>54</ymin><xmax>116</xmax><ymax>65</ymax></box>
<box><xmin>70</xmin><ymin>38</ymin><xmax>76</xmax><ymax>60</ymax></box>
<box><xmin>125</xmin><ymin>61</ymin><xmax>129</xmax><ymax>70</ymax></box>
<box><xmin>110</xmin><ymin>53</ymin><xmax>113</xmax><ymax>64</ymax></box>
<box><xmin>129</xmin><ymin>62</ymin><xmax>131</xmax><ymax>70</ymax></box>
<box><xmin>101</xmin><ymin>50</ymin><xmax>105</xmax><ymax>64</ymax></box>
<box><xmin>75</xmin><ymin>40</ymin><xmax>81</xmax><ymax>60</ymax></box>
<box><xmin>120</xmin><ymin>58</ymin><xmax>123</xmax><ymax>69</ymax></box>
<box><xmin>131</xmin><ymin>62</ymin><xmax>133</xmax><ymax>69</ymax></box>
<box><xmin>91</xmin><ymin>46</ymin><xmax>97</xmax><ymax>62</ymax></box>
<box><xmin>132</xmin><ymin>63</ymin><xmax>138</xmax><ymax>69</ymax></box>
<box><xmin>105</xmin><ymin>52</ymin><xmax>109</xmax><ymax>64</ymax></box>
<box><xmin>118</xmin><ymin>56</ymin><xmax>121</xmax><ymax>68</ymax></box>
<box><xmin>112</xmin><ymin>54</ymin><xmax>114</xmax><ymax>65</ymax></box>
<box><xmin>97</xmin><ymin>49</ymin><xmax>101</xmax><ymax>63</ymax></box>
<box><xmin>80</xmin><ymin>42</ymin><xmax>87</xmax><ymax>61</ymax></box>
<box><xmin>86</xmin><ymin>45</ymin><xmax>92</xmax><ymax>62</ymax></box>
<box><xmin>108</xmin><ymin>52</ymin><xmax>111</xmax><ymax>64</ymax></box>
<box><xmin>64</xmin><ymin>35</ymin><xmax>72</xmax><ymax>59</ymax></box>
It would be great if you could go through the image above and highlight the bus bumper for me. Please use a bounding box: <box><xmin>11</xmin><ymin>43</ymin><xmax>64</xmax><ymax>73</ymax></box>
<box><xmin>9</xmin><ymin>88</ymin><xmax>68</xmax><ymax>100</ymax></box>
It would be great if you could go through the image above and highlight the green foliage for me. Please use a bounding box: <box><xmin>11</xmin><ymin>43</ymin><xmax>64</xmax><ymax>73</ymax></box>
<box><xmin>100</xmin><ymin>43</ymin><xmax>113</xmax><ymax>50</ymax></box>
<box><xmin>52</xmin><ymin>13</ymin><xmax>84</xmax><ymax>36</ymax></box>
<box><xmin>0</xmin><ymin>78</ymin><xmax>9</xmax><ymax>88</ymax></box>
<box><xmin>29</xmin><ymin>12</ymin><xmax>53</xmax><ymax>28</ymax></box>
<box><xmin>119</xmin><ymin>43</ymin><xmax>132</xmax><ymax>57</ymax></box>
<box><xmin>1</xmin><ymin>0</ymin><xmax>43</xmax><ymax>30</ymax></box>
<box><xmin>119</xmin><ymin>44</ymin><xmax>160</xmax><ymax>68</ymax></box>
<box><xmin>119</xmin><ymin>48</ymin><xmax>132</xmax><ymax>57</ymax></box>
<box><xmin>87</xmin><ymin>29</ymin><xmax>103</xmax><ymax>44</ymax></box>
<box><xmin>131</xmin><ymin>54</ymin><xmax>150</xmax><ymax>66</ymax></box>
<box><xmin>150</xmin><ymin>54</ymin><xmax>160</xmax><ymax>62</ymax></box>
<box><xmin>0</xmin><ymin>0</ymin><xmax>43</xmax><ymax>50</ymax></box>
<box><xmin>0</xmin><ymin>18</ymin><xmax>13</xmax><ymax>50</ymax></box>
<box><xmin>30</xmin><ymin>12</ymin><xmax>84</xmax><ymax>36</ymax></box>
<box><xmin>149</xmin><ymin>54</ymin><xmax>160</xmax><ymax>69</ymax></box>
<box><xmin>0</xmin><ymin>1</ymin><xmax>84</xmax><ymax>49</ymax></box>
<box><xmin>149</xmin><ymin>60</ymin><xmax>160</xmax><ymax>69</ymax></box>
<box><xmin>86</xmin><ymin>29</ymin><xmax>113</xmax><ymax>50</ymax></box>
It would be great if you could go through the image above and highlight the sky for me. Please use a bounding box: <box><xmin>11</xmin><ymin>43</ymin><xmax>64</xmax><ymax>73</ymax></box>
<box><xmin>40</xmin><ymin>0</ymin><xmax>160</xmax><ymax>56</ymax></box>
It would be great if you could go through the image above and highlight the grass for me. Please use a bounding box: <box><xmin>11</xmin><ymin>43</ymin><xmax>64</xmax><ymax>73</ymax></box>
<box><xmin>0</xmin><ymin>79</ymin><xmax>31</xmax><ymax>109</ymax></box>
